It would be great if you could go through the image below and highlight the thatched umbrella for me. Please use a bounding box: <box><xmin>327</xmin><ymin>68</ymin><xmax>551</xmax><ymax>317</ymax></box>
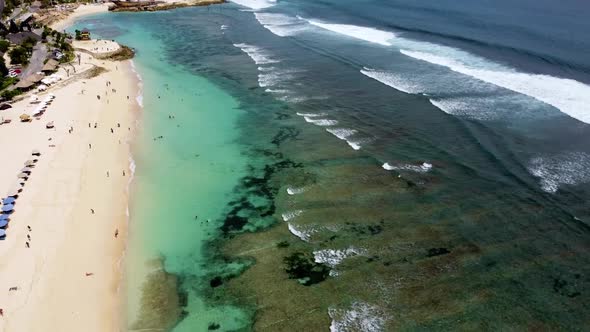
<box><xmin>21</xmin><ymin>167</ymin><xmax>32</xmax><ymax>174</ymax></box>
<box><xmin>32</xmin><ymin>149</ymin><xmax>41</xmax><ymax>156</ymax></box>
<box><xmin>20</xmin><ymin>114</ymin><xmax>31</xmax><ymax>122</ymax></box>
<box><xmin>17</xmin><ymin>173</ymin><xmax>28</xmax><ymax>179</ymax></box>
<box><xmin>24</xmin><ymin>160</ymin><xmax>35</xmax><ymax>167</ymax></box>
<box><xmin>46</xmin><ymin>121</ymin><xmax>54</xmax><ymax>129</ymax></box>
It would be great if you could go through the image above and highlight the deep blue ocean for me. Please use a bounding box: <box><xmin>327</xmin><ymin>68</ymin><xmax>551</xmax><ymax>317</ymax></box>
<box><xmin>75</xmin><ymin>0</ymin><xmax>590</xmax><ymax>330</ymax></box>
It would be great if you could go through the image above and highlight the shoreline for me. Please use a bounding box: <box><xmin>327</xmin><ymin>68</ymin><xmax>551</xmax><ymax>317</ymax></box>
<box><xmin>50</xmin><ymin>3</ymin><xmax>111</xmax><ymax>32</ymax></box>
<box><xmin>0</xmin><ymin>11</ymin><xmax>139</xmax><ymax>332</ymax></box>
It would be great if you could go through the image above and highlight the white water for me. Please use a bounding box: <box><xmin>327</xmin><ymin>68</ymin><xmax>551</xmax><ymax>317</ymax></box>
<box><xmin>304</xmin><ymin>18</ymin><xmax>395</xmax><ymax>46</ymax></box>
<box><xmin>528</xmin><ymin>152</ymin><xmax>590</xmax><ymax>193</ymax></box>
<box><xmin>286</xmin><ymin>186</ymin><xmax>306</xmax><ymax>195</ymax></box>
<box><xmin>329</xmin><ymin>302</ymin><xmax>385</xmax><ymax>332</ymax></box>
<box><xmin>382</xmin><ymin>162</ymin><xmax>433</xmax><ymax>173</ymax></box>
<box><xmin>233</xmin><ymin>43</ymin><xmax>279</xmax><ymax>65</ymax></box>
<box><xmin>304</xmin><ymin>117</ymin><xmax>338</xmax><ymax>126</ymax></box>
<box><xmin>229</xmin><ymin>0</ymin><xmax>275</xmax><ymax>10</ymax></box>
<box><xmin>254</xmin><ymin>12</ymin><xmax>308</xmax><ymax>37</ymax></box>
<box><xmin>281</xmin><ymin>210</ymin><xmax>303</xmax><ymax>221</ymax></box>
<box><xmin>287</xmin><ymin>223</ymin><xmax>315</xmax><ymax>242</ymax></box>
<box><xmin>399</xmin><ymin>49</ymin><xmax>590</xmax><ymax>124</ymax></box>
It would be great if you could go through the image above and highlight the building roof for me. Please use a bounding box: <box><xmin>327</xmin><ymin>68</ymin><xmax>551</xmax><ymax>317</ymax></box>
<box><xmin>42</xmin><ymin>59</ymin><xmax>59</xmax><ymax>71</ymax></box>
<box><xmin>15</xmin><ymin>80</ymin><xmax>34</xmax><ymax>88</ymax></box>
<box><xmin>6</xmin><ymin>31</ymin><xmax>42</xmax><ymax>45</ymax></box>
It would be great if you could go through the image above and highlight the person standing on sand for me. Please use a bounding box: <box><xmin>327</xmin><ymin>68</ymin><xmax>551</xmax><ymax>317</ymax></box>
<box><xmin>91</xmin><ymin>209</ymin><xmax>94</xmax><ymax>214</ymax></box>
<box><xmin>114</xmin><ymin>229</ymin><xmax>118</xmax><ymax>238</ymax></box>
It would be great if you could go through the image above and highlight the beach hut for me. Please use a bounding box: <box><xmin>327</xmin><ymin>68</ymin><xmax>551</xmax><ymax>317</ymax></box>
<box><xmin>19</xmin><ymin>114</ymin><xmax>31</xmax><ymax>122</ymax></box>
<box><xmin>0</xmin><ymin>219</ymin><xmax>7</xmax><ymax>228</ymax></box>
<box><xmin>1</xmin><ymin>204</ymin><xmax>14</xmax><ymax>213</ymax></box>
<box><xmin>32</xmin><ymin>149</ymin><xmax>41</xmax><ymax>156</ymax></box>
<box><xmin>15</xmin><ymin>79</ymin><xmax>35</xmax><ymax>90</ymax></box>
<box><xmin>0</xmin><ymin>229</ymin><xmax>6</xmax><ymax>238</ymax></box>
<box><xmin>2</xmin><ymin>197</ymin><xmax>16</xmax><ymax>205</ymax></box>
<box><xmin>80</xmin><ymin>28</ymin><xmax>91</xmax><ymax>40</ymax></box>
<box><xmin>41</xmin><ymin>59</ymin><xmax>59</xmax><ymax>73</ymax></box>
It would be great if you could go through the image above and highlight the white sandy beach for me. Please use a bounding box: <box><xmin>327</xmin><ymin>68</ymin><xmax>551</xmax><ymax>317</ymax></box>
<box><xmin>0</xmin><ymin>37</ymin><xmax>138</xmax><ymax>331</ymax></box>
<box><xmin>51</xmin><ymin>3</ymin><xmax>111</xmax><ymax>32</ymax></box>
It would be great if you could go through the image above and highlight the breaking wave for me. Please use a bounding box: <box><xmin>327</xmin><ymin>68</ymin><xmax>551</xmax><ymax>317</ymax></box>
<box><xmin>233</xmin><ymin>43</ymin><xmax>279</xmax><ymax>65</ymax></box>
<box><xmin>282</xmin><ymin>210</ymin><xmax>303</xmax><ymax>221</ymax></box>
<box><xmin>528</xmin><ymin>152</ymin><xmax>590</xmax><ymax>193</ymax></box>
<box><xmin>382</xmin><ymin>162</ymin><xmax>433</xmax><ymax>173</ymax></box>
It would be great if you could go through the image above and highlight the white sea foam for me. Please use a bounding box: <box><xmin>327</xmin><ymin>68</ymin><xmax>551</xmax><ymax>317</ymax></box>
<box><xmin>303</xmin><ymin>18</ymin><xmax>395</xmax><ymax>46</ymax></box>
<box><xmin>326</xmin><ymin>128</ymin><xmax>357</xmax><ymax>140</ymax></box>
<box><xmin>220</xmin><ymin>24</ymin><xmax>228</xmax><ymax>30</ymax></box>
<box><xmin>304</xmin><ymin>117</ymin><xmax>338</xmax><ymax>126</ymax></box>
<box><xmin>287</xmin><ymin>223</ymin><xmax>316</xmax><ymax>242</ymax></box>
<box><xmin>528</xmin><ymin>152</ymin><xmax>590</xmax><ymax>193</ymax></box>
<box><xmin>258</xmin><ymin>71</ymin><xmax>291</xmax><ymax>87</ymax></box>
<box><xmin>281</xmin><ymin>210</ymin><xmax>303</xmax><ymax>221</ymax></box>
<box><xmin>347</xmin><ymin>141</ymin><xmax>362</xmax><ymax>150</ymax></box>
<box><xmin>382</xmin><ymin>162</ymin><xmax>433</xmax><ymax>173</ymax></box>
<box><xmin>254</xmin><ymin>12</ymin><xmax>308</xmax><ymax>37</ymax></box>
<box><xmin>329</xmin><ymin>302</ymin><xmax>386</xmax><ymax>332</ymax></box>
<box><xmin>360</xmin><ymin>67</ymin><xmax>423</xmax><ymax>94</ymax></box>
<box><xmin>314</xmin><ymin>247</ymin><xmax>367</xmax><ymax>268</ymax></box>
<box><xmin>286</xmin><ymin>186</ymin><xmax>306</xmax><ymax>195</ymax></box>
<box><xmin>233</xmin><ymin>43</ymin><xmax>279</xmax><ymax>65</ymax></box>
<box><xmin>400</xmin><ymin>49</ymin><xmax>590</xmax><ymax>124</ymax></box>
<box><xmin>229</xmin><ymin>0</ymin><xmax>275</xmax><ymax>10</ymax></box>
<box><xmin>296</xmin><ymin>112</ymin><xmax>327</xmax><ymax>117</ymax></box>
<box><xmin>326</xmin><ymin>128</ymin><xmax>363</xmax><ymax>150</ymax></box>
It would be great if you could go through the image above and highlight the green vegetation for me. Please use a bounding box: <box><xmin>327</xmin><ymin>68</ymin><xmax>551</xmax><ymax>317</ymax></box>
<box><xmin>0</xmin><ymin>40</ymin><xmax>10</xmax><ymax>53</ymax></box>
<box><xmin>1</xmin><ymin>88</ymin><xmax>22</xmax><ymax>100</ymax></box>
<box><xmin>8</xmin><ymin>46</ymin><xmax>29</xmax><ymax>65</ymax></box>
<box><xmin>0</xmin><ymin>77</ymin><xmax>18</xmax><ymax>91</ymax></box>
<box><xmin>22</xmin><ymin>36</ymin><xmax>37</xmax><ymax>53</ymax></box>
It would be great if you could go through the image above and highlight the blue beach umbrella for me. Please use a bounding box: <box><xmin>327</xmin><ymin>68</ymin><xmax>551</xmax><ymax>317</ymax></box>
<box><xmin>0</xmin><ymin>219</ymin><xmax>7</xmax><ymax>228</ymax></box>
<box><xmin>0</xmin><ymin>229</ymin><xmax>5</xmax><ymax>237</ymax></box>
<box><xmin>3</xmin><ymin>197</ymin><xmax>15</xmax><ymax>205</ymax></box>
<box><xmin>0</xmin><ymin>214</ymin><xmax>8</xmax><ymax>221</ymax></box>
<box><xmin>1</xmin><ymin>204</ymin><xmax>14</xmax><ymax>212</ymax></box>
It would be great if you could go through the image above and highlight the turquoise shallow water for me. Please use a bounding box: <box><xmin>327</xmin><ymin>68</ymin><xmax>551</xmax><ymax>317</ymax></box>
<box><xmin>72</xmin><ymin>14</ymin><xmax>252</xmax><ymax>330</ymax></box>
